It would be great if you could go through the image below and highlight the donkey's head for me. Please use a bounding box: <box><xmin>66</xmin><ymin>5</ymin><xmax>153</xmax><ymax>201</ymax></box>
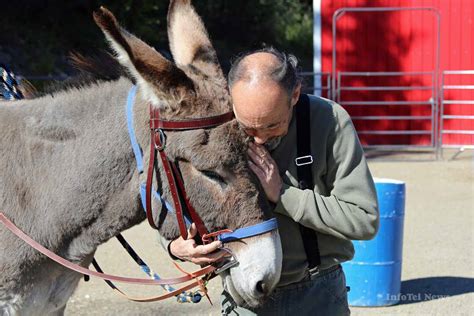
<box><xmin>94</xmin><ymin>1</ymin><xmax>282</xmax><ymax>307</ymax></box>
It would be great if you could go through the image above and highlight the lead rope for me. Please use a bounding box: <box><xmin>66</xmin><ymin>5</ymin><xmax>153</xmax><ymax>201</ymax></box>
<box><xmin>0</xmin><ymin>65</ymin><xmax>24</xmax><ymax>100</ymax></box>
<box><xmin>113</xmin><ymin>234</ymin><xmax>204</xmax><ymax>303</ymax></box>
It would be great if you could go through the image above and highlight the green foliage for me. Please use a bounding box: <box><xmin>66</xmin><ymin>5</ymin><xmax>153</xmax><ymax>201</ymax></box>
<box><xmin>0</xmin><ymin>0</ymin><xmax>313</xmax><ymax>77</ymax></box>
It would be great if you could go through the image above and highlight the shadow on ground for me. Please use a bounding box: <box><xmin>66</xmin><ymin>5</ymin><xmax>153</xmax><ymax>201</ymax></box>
<box><xmin>398</xmin><ymin>276</ymin><xmax>474</xmax><ymax>305</ymax></box>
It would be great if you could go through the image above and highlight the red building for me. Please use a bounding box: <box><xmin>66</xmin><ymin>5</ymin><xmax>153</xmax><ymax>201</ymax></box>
<box><xmin>313</xmin><ymin>0</ymin><xmax>473</xmax><ymax>151</ymax></box>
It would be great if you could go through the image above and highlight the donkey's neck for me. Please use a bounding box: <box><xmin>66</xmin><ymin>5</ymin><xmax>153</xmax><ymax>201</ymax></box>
<box><xmin>1</xmin><ymin>78</ymin><xmax>145</xmax><ymax>264</ymax></box>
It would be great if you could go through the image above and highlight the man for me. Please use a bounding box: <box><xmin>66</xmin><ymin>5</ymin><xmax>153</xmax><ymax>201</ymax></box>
<box><xmin>168</xmin><ymin>47</ymin><xmax>379</xmax><ymax>315</ymax></box>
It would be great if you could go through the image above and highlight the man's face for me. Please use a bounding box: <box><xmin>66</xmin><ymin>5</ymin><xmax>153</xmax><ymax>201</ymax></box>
<box><xmin>231</xmin><ymin>79</ymin><xmax>300</xmax><ymax>149</ymax></box>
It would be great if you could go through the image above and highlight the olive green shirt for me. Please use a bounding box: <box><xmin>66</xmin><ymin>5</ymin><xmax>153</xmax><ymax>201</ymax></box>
<box><xmin>271</xmin><ymin>95</ymin><xmax>379</xmax><ymax>286</ymax></box>
<box><xmin>157</xmin><ymin>95</ymin><xmax>379</xmax><ymax>287</ymax></box>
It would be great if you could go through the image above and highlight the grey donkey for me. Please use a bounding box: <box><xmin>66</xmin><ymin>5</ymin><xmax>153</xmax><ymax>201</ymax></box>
<box><xmin>0</xmin><ymin>2</ymin><xmax>282</xmax><ymax>315</ymax></box>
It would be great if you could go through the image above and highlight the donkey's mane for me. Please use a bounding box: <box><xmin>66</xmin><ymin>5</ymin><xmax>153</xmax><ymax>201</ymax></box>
<box><xmin>38</xmin><ymin>51</ymin><xmax>131</xmax><ymax>97</ymax></box>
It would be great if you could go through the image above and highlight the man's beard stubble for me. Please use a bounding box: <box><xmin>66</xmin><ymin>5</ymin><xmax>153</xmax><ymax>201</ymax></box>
<box><xmin>264</xmin><ymin>136</ymin><xmax>283</xmax><ymax>151</ymax></box>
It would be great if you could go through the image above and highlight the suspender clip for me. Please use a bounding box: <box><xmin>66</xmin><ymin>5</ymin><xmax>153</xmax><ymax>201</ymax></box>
<box><xmin>295</xmin><ymin>155</ymin><xmax>313</xmax><ymax>166</ymax></box>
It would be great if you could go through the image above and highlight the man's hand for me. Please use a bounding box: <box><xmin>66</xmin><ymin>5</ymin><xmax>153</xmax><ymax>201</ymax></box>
<box><xmin>247</xmin><ymin>142</ymin><xmax>282</xmax><ymax>203</ymax></box>
<box><xmin>169</xmin><ymin>223</ymin><xmax>229</xmax><ymax>265</ymax></box>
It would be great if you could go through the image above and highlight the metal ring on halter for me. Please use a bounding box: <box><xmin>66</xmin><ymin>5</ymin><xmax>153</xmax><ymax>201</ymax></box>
<box><xmin>214</xmin><ymin>247</ymin><xmax>239</xmax><ymax>274</ymax></box>
<box><xmin>154</xmin><ymin>129</ymin><xmax>167</xmax><ymax>151</ymax></box>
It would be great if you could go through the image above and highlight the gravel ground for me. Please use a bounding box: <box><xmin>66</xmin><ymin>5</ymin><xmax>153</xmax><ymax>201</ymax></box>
<box><xmin>66</xmin><ymin>151</ymin><xmax>474</xmax><ymax>316</ymax></box>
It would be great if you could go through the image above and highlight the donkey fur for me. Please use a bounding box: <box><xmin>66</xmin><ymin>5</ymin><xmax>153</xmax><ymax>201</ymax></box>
<box><xmin>0</xmin><ymin>1</ymin><xmax>271</xmax><ymax>314</ymax></box>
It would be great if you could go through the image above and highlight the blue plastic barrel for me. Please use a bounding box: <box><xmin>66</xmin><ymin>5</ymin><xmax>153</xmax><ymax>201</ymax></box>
<box><xmin>342</xmin><ymin>178</ymin><xmax>406</xmax><ymax>306</ymax></box>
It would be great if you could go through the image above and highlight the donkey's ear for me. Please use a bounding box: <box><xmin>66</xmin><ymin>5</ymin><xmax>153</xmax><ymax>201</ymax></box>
<box><xmin>93</xmin><ymin>7</ymin><xmax>194</xmax><ymax>107</ymax></box>
<box><xmin>167</xmin><ymin>0</ymin><xmax>225</xmax><ymax>82</ymax></box>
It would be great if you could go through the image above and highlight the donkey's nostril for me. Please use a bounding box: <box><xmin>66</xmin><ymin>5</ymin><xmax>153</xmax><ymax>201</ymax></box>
<box><xmin>256</xmin><ymin>280</ymin><xmax>267</xmax><ymax>295</ymax></box>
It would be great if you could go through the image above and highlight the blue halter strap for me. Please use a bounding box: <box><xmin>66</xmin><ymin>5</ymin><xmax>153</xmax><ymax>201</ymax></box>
<box><xmin>126</xmin><ymin>86</ymin><xmax>192</xmax><ymax>227</ymax></box>
<box><xmin>218</xmin><ymin>218</ymin><xmax>278</xmax><ymax>243</ymax></box>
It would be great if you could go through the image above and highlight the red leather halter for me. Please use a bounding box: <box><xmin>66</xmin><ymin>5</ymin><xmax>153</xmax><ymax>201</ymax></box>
<box><xmin>145</xmin><ymin>105</ymin><xmax>234</xmax><ymax>241</ymax></box>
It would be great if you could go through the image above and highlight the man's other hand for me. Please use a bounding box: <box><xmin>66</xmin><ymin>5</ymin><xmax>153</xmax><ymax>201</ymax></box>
<box><xmin>247</xmin><ymin>142</ymin><xmax>282</xmax><ymax>203</ymax></box>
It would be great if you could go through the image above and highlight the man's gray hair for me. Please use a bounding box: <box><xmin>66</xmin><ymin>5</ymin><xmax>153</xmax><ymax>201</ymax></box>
<box><xmin>228</xmin><ymin>47</ymin><xmax>302</xmax><ymax>95</ymax></box>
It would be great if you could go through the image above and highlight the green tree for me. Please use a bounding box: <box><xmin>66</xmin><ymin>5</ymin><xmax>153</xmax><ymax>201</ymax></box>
<box><xmin>0</xmin><ymin>0</ymin><xmax>313</xmax><ymax>81</ymax></box>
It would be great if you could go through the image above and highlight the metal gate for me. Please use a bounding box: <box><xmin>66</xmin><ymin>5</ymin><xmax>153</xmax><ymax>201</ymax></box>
<box><xmin>439</xmin><ymin>70</ymin><xmax>474</xmax><ymax>159</ymax></box>
<box><xmin>335</xmin><ymin>71</ymin><xmax>438</xmax><ymax>150</ymax></box>
<box><xmin>331</xmin><ymin>7</ymin><xmax>441</xmax><ymax>155</ymax></box>
<box><xmin>301</xmin><ymin>72</ymin><xmax>332</xmax><ymax>99</ymax></box>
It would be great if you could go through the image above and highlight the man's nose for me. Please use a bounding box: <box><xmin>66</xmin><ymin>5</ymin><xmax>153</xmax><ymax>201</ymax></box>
<box><xmin>254</xmin><ymin>136</ymin><xmax>269</xmax><ymax>145</ymax></box>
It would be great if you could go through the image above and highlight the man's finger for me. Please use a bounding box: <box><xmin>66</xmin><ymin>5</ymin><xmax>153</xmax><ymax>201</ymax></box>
<box><xmin>248</xmin><ymin>148</ymin><xmax>267</xmax><ymax>169</ymax></box>
<box><xmin>191</xmin><ymin>250</ymin><xmax>230</xmax><ymax>265</ymax></box>
<box><xmin>257</xmin><ymin>147</ymin><xmax>275</xmax><ymax>168</ymax></box>
<box><xmin>248</xmin><ymin>146</ymin><xmax>271</xmax><ymax>171</ymax></box>
<box><xmin>252</xmin><ymin>142</ymin><xmax>269</xmax><ymax>158</ymax></box>
<box><xmin>249</xmin><ymin>160</ymin><xmax>267</xmax><ymax>183</ymax></box>
<box><xmin>187</xmin><ymin>223</ymin><xmax>197</xmax><ymax>239</ymax></box>
<box><xmin>193</xmin><ymin>240</ymin><xmax>222</xmax><ymax>256</ymax></box>
<box><xmin>247</xmin><ymin>146</ymin><xmax>259</xmax><ymax>161</ymax></box>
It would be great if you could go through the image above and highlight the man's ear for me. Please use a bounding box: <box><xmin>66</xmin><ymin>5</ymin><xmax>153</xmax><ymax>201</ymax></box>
<box><xmin>290</xmin><ymin>83</ymin><xmax>302</xmax><ymax>107</ymax></box>
<box><xmin>93</xmin><ymin>6</ymin><xmax>194</xmax><ymax>108</ymax></box>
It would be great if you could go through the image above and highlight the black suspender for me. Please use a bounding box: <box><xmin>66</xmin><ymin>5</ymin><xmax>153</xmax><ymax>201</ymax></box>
<box><xmin>295</xmin><ymin>94</ymin><xmax>321</xmax><ymax>270</ymax></box>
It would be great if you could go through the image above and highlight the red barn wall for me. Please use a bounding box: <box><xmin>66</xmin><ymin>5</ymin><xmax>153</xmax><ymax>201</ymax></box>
<box><xmin>320</xmin><ymin>0</ymin><xmax>473</xmax><ymax>147</ymax></box>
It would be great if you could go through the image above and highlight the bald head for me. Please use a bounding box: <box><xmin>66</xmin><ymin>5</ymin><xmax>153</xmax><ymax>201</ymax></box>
<box><xmin>229</xmin><ymin>48</ymin><xmax>301</xmax><ymax>146</ymax></box>
<box><xmin>230</xmin><ymin>53</ymin><xmax>280</xmax><ymax>85</ymax></box>
<box><xmin>228</xmin><ymin>47</ymin><xmax>301</xmax><ymax>95</ymax></box>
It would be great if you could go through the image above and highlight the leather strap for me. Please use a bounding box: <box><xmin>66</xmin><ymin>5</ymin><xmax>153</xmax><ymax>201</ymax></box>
<box><xmin>92</xmin><ymin>258</ymin><xmax>216</xmax><ymax>302</ymax></box>
<box><xmin>146</xmin><ymin>105</ymin><xmax>234</xmax><ymax>240</ymax></box>
<box><xmin>295</xmin><ymin>94</ymin><xmax>322</xmax><ymax>270</ymax></box>
<box><xmin>157</xmin><ymin>148</ymin><xmax>188</xmax><ymax>238</ymax></box>
<box><xmin>170</xmin><ymin>162</ymin><xmax>209</xmax><ymax>239</ymax></box>
<box><xmin>146</xmin><ymin>106</ymin><xmax>188</xmax><ymax>237</ymax></box>
<box><xmin>0</xmin><ymin>212</ymin><xmax>215</xmax><ymax>285</ymax></box>
<box><xmin>150</xmin><ymin>109</ymin><xmax>234</xmax><ymax>130</ymax></box>
<box><xmin>145</xmin><ymin>128</ymin><xmax>159</xmax><ymax>229</ymax></box>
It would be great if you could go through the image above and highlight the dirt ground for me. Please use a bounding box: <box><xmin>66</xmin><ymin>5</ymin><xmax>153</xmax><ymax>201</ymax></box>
<box><xmin>66</xmin><ymin>150</ymin><xmax>474</xmax><ymax>316</ymax></box>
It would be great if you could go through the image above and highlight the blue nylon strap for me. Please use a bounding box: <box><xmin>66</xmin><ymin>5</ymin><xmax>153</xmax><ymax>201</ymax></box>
<box><xmin>114</xmin><ymin>234</ymin><xmax>202</xmax><ymax>303</ymax></box>
<box><xmin>126</xmin><ymin>86</ymin><xmax>144</xmax><ymax>173</ymax></box>
<box><xmin>218</xmin><ymin>218</ymin><xmax>278</xmax><ymax>243</ymax></box>
<box><xmin>126</xmin><ymin>85</ymin><xmax>192</xmax><ymax>228</ymax></box>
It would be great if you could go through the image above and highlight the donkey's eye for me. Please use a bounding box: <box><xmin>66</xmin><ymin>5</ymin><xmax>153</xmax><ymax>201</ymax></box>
<box><xmin>201</xmin><ymin>170</ymin><xmax>226</xmax><ymax>185</ymax></box>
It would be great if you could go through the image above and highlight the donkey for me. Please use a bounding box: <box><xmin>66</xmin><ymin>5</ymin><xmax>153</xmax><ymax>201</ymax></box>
<box><xmin>0</xmin><ymin>1</ymin><xmax>282</xmax><ymax>315</ymax></box>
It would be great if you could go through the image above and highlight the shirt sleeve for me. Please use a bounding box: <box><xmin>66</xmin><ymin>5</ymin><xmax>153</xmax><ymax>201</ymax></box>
<box><xmin>273</xmin><ymin>104</ymin><xmax>379</xmax><ymax>241</ymax></box>
<box><xmin>156</xmin><ymin>231</ymin><xmax>183</xmax><ymax>261</ymax></box>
